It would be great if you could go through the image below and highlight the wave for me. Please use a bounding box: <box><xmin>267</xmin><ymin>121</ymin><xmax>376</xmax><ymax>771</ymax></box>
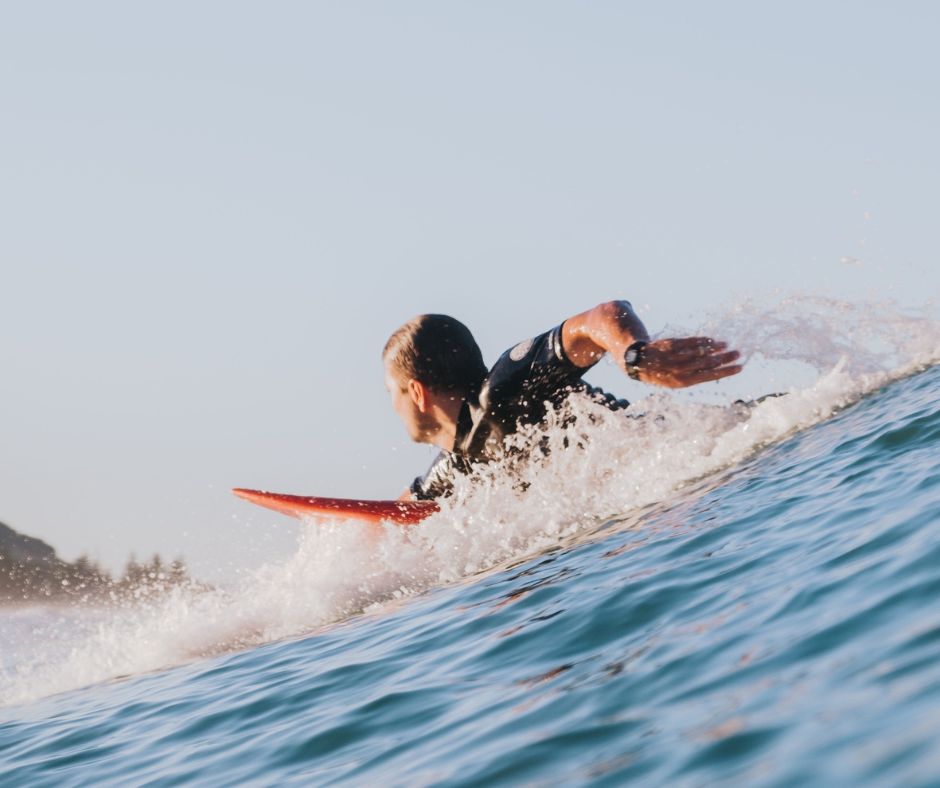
<box><xmin>2</xmin><ymin>295</ymin><xmax>938</xmax><ymax>708</ymax></box>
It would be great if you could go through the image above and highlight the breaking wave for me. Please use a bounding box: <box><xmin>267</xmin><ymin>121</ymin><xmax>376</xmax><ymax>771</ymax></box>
<box><xmin>2</xmin><ymin>295</ymin><xmax>938</xmax><ymax>708</ymax></box>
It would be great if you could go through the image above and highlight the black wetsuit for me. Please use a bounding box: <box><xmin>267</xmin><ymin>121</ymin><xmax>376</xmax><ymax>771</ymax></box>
<box><xmin>410</xmin><ymin>324</ymin><xmax>629</xmax><ymax>500</ymax></box>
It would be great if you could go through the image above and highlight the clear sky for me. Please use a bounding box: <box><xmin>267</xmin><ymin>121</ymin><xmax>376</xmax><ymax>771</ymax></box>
<box><xmin>2</xmin><ymin>2</ymin><xmax>938</xmax><ymax>579</ymax></box>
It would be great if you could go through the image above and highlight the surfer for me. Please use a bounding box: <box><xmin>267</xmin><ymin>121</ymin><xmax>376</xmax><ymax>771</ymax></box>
<box><xmin>384</xmin><ymin>301</ymin><xmax>742</xmax><ymax>501</ymax></box>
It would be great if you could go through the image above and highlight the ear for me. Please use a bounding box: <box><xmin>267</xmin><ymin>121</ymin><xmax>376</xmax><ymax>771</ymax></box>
<box><xmin>407</xmin><ymin>379</ymin><xmax>429</xmax><ymax>412</ymax></box>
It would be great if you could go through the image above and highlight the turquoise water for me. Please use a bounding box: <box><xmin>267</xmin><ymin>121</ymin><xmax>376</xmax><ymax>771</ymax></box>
<box><xmin>3</xmin><ymin>334</ymin><xmax>940</xmax><ymax>784</ymax></box>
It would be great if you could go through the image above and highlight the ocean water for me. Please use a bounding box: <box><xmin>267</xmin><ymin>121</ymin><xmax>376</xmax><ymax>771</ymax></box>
<box><xmin>2</xmin><ymin>299</ymin><xmax>940</xmax><ymax>786</ymax></box>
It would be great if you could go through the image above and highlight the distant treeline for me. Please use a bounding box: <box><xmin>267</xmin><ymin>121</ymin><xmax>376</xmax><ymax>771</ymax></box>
<box><xmin>0</xmin><ymin>550</ymin><xmax>194</xmax><ymax>606</ymax></box>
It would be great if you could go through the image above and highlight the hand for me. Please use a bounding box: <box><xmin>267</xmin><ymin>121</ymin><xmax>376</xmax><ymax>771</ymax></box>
<box><xmin>633</xmin><ymin>337</ymin><xmax>742</xmax><ymax>388</ymax></box>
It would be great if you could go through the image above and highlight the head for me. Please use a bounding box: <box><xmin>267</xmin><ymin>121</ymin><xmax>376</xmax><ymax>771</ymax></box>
<box><xmin>383</xmin><ymin>314</ymin><xmax>487</xmax><ymax>445</ymax></box>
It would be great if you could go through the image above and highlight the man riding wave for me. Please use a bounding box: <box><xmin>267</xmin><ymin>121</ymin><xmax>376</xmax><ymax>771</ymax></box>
<box><xmin>383</xmin><ymin>300</ymin><xmax>742</xmax><ymax>501</ymax></box>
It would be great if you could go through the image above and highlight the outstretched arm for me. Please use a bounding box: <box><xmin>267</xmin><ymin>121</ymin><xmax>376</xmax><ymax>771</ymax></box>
<box><xmin>561</xmin><ymin>300</ymin><xmax>742</xmax><ymax>388</ymax></box>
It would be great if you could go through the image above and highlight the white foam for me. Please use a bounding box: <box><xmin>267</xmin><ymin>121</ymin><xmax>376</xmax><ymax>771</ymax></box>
<box><xmin>2</xmin><ymin>296</ymin><xmax>939</xmax><ymax>707</ymax></box>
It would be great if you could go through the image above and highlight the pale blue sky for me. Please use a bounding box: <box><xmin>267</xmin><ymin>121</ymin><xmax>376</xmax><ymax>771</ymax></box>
<box><xmin>1</xmin><ymin>2</ymin><xmax>937</xmax><ymax>578</ymax></box>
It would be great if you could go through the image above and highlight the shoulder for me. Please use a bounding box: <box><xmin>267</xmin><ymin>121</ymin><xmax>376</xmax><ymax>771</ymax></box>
<box><xmin>490</xmin><ymin>323</ymin><xmax>592</xmax><ymax>383</ymax></box>
<box><xmin>478</xmin><ymin>324</ymin><xmax>592</xmax><ymax>410</ymax></box>
<box><xmin>494</xmin><ymin>325</ymin><xmax>571</xmax><ymax>373</ymax></box>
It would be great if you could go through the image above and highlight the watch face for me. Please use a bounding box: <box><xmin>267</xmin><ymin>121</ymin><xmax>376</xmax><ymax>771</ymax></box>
<box><xmin>624</xmin><ymin>342</ymin><xmax>647</xmax><ymax>377</ymax></box>
<box><xmin>625</xmin><ymin>346</ymin><xmax>643</xmax><ymax>380</ymax></box>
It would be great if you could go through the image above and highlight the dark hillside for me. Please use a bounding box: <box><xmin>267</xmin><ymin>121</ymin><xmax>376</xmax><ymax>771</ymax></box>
<box><xmin>0</xmin><ymin>520</ymin><xmax>192</xmax><ymax>604</ymax></box>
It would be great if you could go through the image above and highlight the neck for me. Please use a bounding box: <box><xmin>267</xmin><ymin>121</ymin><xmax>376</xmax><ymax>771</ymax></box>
<box><xmin>425</xmin><ymin>393</ymin><xmax>465</xmax><ymax>451</ymax></box>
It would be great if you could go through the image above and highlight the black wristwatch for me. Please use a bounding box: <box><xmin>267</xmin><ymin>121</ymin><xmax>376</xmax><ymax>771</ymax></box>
<box><xmin>624</xmin><ymin>340</ymin><xmax>648</xmax><ymax>381</ymax></box>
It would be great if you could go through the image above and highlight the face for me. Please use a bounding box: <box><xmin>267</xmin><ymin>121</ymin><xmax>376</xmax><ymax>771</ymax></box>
<box><xmin>384</xmin><ymin>361</ymin><xmax>439</xmax><ymax>443</ymax></box>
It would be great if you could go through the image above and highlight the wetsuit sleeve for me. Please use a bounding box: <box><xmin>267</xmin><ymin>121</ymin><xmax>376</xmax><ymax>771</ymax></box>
<box><xmin>410</xmin><ymin>451</ymin><xmax>462</xmax><ymax>500</ymax></box>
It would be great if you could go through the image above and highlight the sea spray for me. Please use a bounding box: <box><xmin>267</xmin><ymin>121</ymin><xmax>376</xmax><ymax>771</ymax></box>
<box><xmin>3</xmin><ymin>296</ymin><xmax>939</xmax><ymax>708</ymax></box>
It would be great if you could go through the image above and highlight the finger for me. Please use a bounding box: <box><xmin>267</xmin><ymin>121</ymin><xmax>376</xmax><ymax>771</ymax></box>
<box><xmin>694</xmin><ymin>350</ymin><xmax>741</xmax><ymax>369</ymax></box>
<box><xmin>653</xmin><ymin>338</ymin><xmax>729</xmax><ymax>358</ymax></box>
<box><xmin>653</xmin><ymin>349</ymin><xmax>740</xmax><ymax>371</ymax></box>
<box><xmin>669</xmin><ymin>345</ymin><xmax>729</xmax><ymax>362</ymax></box>
<box><xmin>656</xmin><ymin>337</ymin><xmax>726</xmax><ymax>353</ymax></box>
<box><xmin>677</xmin><ymin>364</ymin><xmax>744</xmax><ymax>386</ymax></box>
<box><xmin>662</xmin><ymin>350</ymin><xmax>741</xmax><ymax>369</ymax></box>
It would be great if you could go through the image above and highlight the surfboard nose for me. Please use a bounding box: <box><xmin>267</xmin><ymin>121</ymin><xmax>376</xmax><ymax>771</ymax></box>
<box><xmin>231</xmin><ymin>488</ymin><xmax>439</xmax><ymax>524</ymax></box>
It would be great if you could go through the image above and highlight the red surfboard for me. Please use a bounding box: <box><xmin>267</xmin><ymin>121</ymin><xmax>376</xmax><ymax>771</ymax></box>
<box><xmin>232</xmin><ymin>488</ymin><xmax>439</xmax><ymax>525</ymax></box>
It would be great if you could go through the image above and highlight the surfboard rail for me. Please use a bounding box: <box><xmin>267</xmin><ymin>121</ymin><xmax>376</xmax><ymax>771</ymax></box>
<box><xmin>232</xmin><ymin>488</ymin><xmax>439</xmax><ymax>524</ymax></box>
